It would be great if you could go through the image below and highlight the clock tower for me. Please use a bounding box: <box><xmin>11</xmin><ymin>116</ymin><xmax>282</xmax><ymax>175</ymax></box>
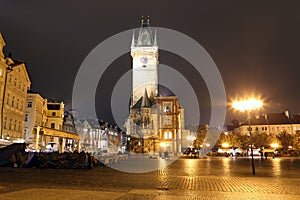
<box><xmin>131</xmin><ymin>17</ymin><xmax>158</xmax><ymax>106</ymax></box>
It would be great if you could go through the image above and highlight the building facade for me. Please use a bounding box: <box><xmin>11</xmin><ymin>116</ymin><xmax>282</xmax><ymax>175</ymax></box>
<box><xmin>0</xmin><ymin>33</ymin><xmax>6</xmax><ymax>139</ymax></box>
<box><xmin>0</xmin><ymin>34</ymin><xmax>31</xmax><ymax>142</ymax></box>
<box><xmin>235</xmin><ymin>111</ymin><xmax>300</xmax><ymax>136</ymax></box>
<box><xmin>24</xmin><ymin>92</ymin><xmax>47</xmax><ymax>143</ymax></box>
<box><xmin>125</xmin><ymin>19</ymin><xmax>184</xmax><ymax>155</ymax></box>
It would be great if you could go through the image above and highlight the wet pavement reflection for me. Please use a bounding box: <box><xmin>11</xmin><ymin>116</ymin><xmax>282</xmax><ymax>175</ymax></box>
<box><xmin>0</xmin><ymin>157</ymin><xmax>300</xmax><ymax>199</ymax></box>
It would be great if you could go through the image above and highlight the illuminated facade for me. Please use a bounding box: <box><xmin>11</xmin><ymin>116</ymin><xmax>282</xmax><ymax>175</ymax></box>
<box><xmin>125</xmin><ymin>19</ymin><xmax>184</xmax><ymax>154</ymax></box>
<box><xmin>24</xmin><ymin>92</ymin><xmax>47</xmax><ymax>143</ymax></box>
<box><xmin>235</xmin><ymin>111</ymin><xmax>300</xmax><ymax>135</ymax></box>
<box><xmin>0</xmin><ymin>33</ymin><xmax>31</xmax><ymax>141</ymax></box>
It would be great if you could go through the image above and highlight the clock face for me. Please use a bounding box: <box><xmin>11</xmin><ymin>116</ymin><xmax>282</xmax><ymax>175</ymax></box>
<box><xmin>140</xmin><ymin>56</ymin><xmax>149</xmax><ymax>64</ymax></box>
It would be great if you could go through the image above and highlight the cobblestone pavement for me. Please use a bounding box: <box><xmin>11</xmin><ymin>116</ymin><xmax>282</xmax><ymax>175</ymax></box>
<box><xmin>0</xmin><ymin>156</ymin><xmax>299</xmax><ymax>199</ymax></box>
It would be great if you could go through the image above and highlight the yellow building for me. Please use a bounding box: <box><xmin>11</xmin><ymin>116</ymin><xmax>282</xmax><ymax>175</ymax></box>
<box><xmin>0</xmin><ymin>33</ymin><xmax>31</xmax><ymax>141</ymax></box>
<box><xmin>0</xmin><ymin>33</ymin><xmax>6</xmax><ymax>137</ymax></box>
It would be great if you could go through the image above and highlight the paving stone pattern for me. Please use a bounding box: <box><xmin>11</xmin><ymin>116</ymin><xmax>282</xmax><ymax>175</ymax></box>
<box><xmin>0</xmin><ymin>157</ymin><xmax>299</xmax><ymax>199</ymax></box>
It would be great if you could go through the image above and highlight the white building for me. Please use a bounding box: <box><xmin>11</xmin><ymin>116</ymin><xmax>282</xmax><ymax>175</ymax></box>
<box><xmin>235</xmin><ymin>111</ymin><xmax>300</xmax><ymax>135</ymax></box>
<box><xmin>24</xmin><ymin>92</ymin><xmax>47</xmax><ymax>143</ymax></box>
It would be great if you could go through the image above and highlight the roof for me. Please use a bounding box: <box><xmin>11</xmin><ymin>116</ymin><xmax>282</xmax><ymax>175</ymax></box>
<box><xmin>267</xmin><ymin>112</ymin><xmax>290</xmax><ymax>124</ymax></box>
<box><xmin>249</xmin><ymin>116</ymin><xmax>268</xmax><ymax>125</ymax></box>
<box><xmin>85</xmin><ymin>119</ymin><xmax>100</xmax><ymax>129</ymax></box>
<box><xmin>141</xmin><ymin>89</ymin><xmax>151</xmax><ymax>108</ymax></box>
<box><xmin>239</xmin><ymin>112</ymin><xmax>295</xmax><ymax>127</ymax></box>
<box><xmin>291</xmin><ymin>115</ymin><xmax>300</xmax><ymax>123</ymax></box>
<box><xmin>132</xmin><ymin>96</ymin><xmax>143</xmax><ymax>110</ymax></box>
<box><xmin>132</xmin><ymin>17</ymin><xmax>157</xmax><ymax>47</ymax></box>
<box><xmin>47</xmin><ymin>104</ymin><xmax>61</xmax><ymax>110</ymax></box>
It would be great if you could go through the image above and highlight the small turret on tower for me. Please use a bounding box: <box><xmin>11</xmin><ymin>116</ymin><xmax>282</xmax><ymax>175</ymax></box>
<box><xmin>141</xmin><ymin>88</ymin><xmax>151</xmax><ymax>108</ymax></box>
<box><xmin>136</xmin><ymin>16</ymin><xmax>156</xmax><ymax>47</ymax></box>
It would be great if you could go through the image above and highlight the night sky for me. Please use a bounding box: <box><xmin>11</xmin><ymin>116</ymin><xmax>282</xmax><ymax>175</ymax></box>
<box><xmin>1</xmin><ymin>1</ymin><xmax>300</xmax><ymax>126</ymax></box>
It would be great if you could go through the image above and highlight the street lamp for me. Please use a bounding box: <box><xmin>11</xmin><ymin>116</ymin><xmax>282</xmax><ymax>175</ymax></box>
<box><xmin>232</xmin><ymin>98</ymin><xmax>263</xmax><ymax>175</ymax></box>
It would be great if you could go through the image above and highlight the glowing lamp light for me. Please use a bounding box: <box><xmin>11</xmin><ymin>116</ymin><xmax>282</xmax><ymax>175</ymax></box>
<box><xmin>160</xmin><ymin>142</ymin><xmax>167</xmax><ymax>147</ymax></box>
<box><xmin>271</xmin><ymin>143</ymin><xmax>279</xmax><ymax>148</ymax></box>
<box><xmin>222</xmin><ymin>142</ymin><xmax>230</xmax><ymax>148</ymax></box>
<box><xmin>232</xmin><ymin>98</ymin><xmax>263</xmax><ymax>112</ymax></box>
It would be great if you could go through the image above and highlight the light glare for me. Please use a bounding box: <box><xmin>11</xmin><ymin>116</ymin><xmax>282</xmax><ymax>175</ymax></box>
<box><xmin>232</xmin><ymin>98</ymin><xmax>263</xmax><ymax>112</ymax></box>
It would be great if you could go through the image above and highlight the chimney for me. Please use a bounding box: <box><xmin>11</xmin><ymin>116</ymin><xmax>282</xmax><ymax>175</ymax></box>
<box><xmin>284</xmin><ymin>110</ymin><xmax>289</xmax><ymax>118</ymax></box>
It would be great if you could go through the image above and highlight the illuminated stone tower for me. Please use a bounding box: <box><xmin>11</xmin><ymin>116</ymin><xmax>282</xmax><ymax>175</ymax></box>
<box><xmin>131</xmin><ymin>17</ymin><xmax>158</xmax><ymax>106</ymax></box>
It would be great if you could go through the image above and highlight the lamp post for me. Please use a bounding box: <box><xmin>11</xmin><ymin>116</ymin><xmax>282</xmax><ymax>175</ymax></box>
<box><xmin>232</xmin><ymin>98</ymin><xmax>263</xmax><ymax>175</ymax></box>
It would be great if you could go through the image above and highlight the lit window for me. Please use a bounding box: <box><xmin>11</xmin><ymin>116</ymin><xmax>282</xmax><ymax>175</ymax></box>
<box><xmin>164</xmin><ymin>131</ymin><xmax>172</xmax><ymax>139</ymax></box>
<box><xmin>163</xmin><ymin>102</ymin><xmax>172</xmax><ymax>112</ymax></box>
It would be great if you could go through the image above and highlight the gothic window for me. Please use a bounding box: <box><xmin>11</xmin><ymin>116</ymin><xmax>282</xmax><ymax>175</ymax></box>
<box><xmin>163</xmin><ymin>116</ymin><xmax>172</xmax><ymax>126</ymax></box>
<box><xmin>164</xmin><ymin>131</ymin><xmax>172</xmax><ymax>140</ymax></box>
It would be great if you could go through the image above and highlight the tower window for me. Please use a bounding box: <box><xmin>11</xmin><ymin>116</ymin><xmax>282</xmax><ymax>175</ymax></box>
<box><xmin>164</xmin><ymin>131</ymin><xmax>172</xmax><ymax>139</ymax></box>
<box><xmin>163</xmin><ymin>102</ymin><xmax>172</xmax><ymax>112</ymax></box>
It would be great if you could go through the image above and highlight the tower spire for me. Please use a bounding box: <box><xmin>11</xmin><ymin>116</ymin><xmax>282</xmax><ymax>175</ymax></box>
<box><xmin>153</xmin><ymin>29</ymin><xmax>157</xmax><ymax>46</ymax></box>
<box><xmin>131</xmin><ymin>30</ymin><xmax>135</xmax><ymax>47</ymax></box>
<box><xmin>141</xmin><ymin>88</ymin><xmax>151</xmax><ymax>108</ymax></box>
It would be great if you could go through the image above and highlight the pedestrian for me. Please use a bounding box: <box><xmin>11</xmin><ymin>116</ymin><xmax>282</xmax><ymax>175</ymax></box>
<box><xmin>260</xmin><ymin>150</ymin><xmax>264</xmax><ymax>160</ymax></box>
<box><xmin>264</xmin><ymin>152</ymin><xmax>268</xmax><ymax>160</ymax></box>
<box><xmin>159</xmin><ymin>150</ymin><xmax>162</xmax><ymax>158</ymax></box>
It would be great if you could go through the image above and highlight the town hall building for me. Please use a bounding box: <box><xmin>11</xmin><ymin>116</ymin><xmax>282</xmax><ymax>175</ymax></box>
<box><xmin>125</xmin><ymin>18</ymin><xmax>185</xmax><ymax>155</ymax></box>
